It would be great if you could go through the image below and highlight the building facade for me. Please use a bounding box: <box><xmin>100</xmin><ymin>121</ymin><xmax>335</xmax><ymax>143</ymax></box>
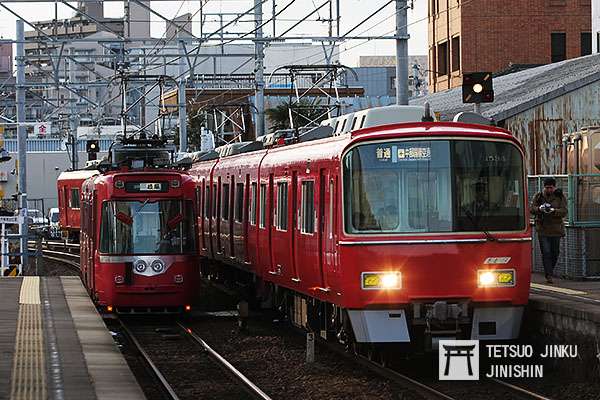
<box><xmin>353</xmin><ymin>55</ymin><xmax>429</xmax><ymax>98</ymax></box>
<box><xmin>594</xmin><ymin>0</ymin><xmax>600</xmax><ymax>53</ymax></box>
<box><xmin>428</xmin><ymin>0</ymin><xmax>592</xmax><ymax>93</ymax></box>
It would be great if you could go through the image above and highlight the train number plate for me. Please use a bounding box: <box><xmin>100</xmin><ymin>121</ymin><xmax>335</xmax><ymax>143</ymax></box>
<box><xmin>140</xmin><ymin>182</ymin><xmax>163</xmax><ymax>191</ymax></box>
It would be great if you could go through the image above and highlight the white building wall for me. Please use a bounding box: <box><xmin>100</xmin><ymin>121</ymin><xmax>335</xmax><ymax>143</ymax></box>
<box><xmin>594</xmin><ymin>0</ymin><xmax>600</xmax><ymax>53</ymax></box>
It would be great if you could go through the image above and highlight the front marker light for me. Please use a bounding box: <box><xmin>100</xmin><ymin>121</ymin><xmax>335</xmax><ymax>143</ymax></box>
<box><xmin>477</xmin><ymin>269</ymin><xmax>516</xmax><ymax>288</ymax></box>
<box><xmin>361</xmin><ymin>272</ymin><xmax>402</xmax><ymax>290</ymax></box>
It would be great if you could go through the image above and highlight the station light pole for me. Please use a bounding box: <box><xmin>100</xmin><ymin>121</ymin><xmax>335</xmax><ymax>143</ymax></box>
<box><xmin>16</xmin><ymin>19</ymin><xmax>28</xmax><ymax>271</ymax></box>
<box><xmin>395</xmin><ymin>0</ymin><xmax>409</xmax><ymax>105</ymax></box>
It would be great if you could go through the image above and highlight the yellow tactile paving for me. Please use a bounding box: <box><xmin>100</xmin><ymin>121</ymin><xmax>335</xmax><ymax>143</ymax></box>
<box><xmin>531</xmin><ymin>282</ymin><xmax>588</xmax><ymax>296</ymax></box>
<box><xmin>10</xmin><ymin>304</ymin><xmax>46</xmax><ymax>400</ymax></box>
<box><xmin>18</xmin><ymin>277</ymin><xmax>40</xmax><ymax>305</ymax></box>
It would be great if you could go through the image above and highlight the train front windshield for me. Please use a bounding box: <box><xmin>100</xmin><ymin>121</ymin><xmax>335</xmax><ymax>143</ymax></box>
<box><xmin>343</xmin><ymin>139</ymin><xmax>525</xmax><ymax>234</ymax></box>
<box><xmin>100</xmin><ymin>200</ymin><xmax>196</xmax><ymax>254</ymax></box>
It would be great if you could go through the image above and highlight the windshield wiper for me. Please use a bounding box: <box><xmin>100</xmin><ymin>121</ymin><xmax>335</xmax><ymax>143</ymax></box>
<box><xmin>132</xmin><ymin>199</ymin><xmax>150</xmax><ymax>219</ymax></box>
<box><xmin>461</xmin><ymin>206</ymin><xmax>496</xmax><ymax>241</ymax></box>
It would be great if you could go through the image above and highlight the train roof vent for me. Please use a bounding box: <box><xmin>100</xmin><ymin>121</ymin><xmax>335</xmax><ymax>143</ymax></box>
<box><xmin>216</xmin><ymin>141</ymin><xmax>265</xmax><ymax>158</ymax></box>
<box><xmin>298</xmin><ymin>125</ymin><xmax>334</xmax><ymax>143</ymax></box>
<box><xmin>193</xmin><ymin>150</ymin><xmax>219</xmax><ymax>162</ymax></box>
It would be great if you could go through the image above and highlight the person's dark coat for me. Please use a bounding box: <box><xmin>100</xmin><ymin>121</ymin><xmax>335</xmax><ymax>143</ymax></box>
<box><xmin>530</xmin><ymin>189</ymin><xmax>568</xmax><ymax>237</ymax></box>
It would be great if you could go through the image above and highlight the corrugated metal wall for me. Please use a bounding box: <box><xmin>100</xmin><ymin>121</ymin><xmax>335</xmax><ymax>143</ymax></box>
<box><xmin>503</xmin><ymin>81</ymin><xmax>600</xmax><ymax>175</ymax></box>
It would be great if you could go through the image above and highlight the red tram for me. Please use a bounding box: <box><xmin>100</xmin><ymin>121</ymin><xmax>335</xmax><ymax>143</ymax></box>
<box><xmin>191</xmin><ymin>105</ymin><xmax>531</xmax><ymax>349</ymax></box>
<box><xmin>57</xmin><ymin>169</ymin><xmax>99</xmax><ymax>242</ymax></box>
<box><xmin>78</xmin><ymin>138</ymin><xmax>200</xmax><ymax>313</ymax></box>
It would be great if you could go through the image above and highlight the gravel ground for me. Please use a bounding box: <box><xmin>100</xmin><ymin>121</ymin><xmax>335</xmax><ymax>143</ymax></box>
<box><xmin>23</xmin><ymin>256</ymin><xmax>79</xmax><ymax>276</ymax></box>
<box><xmin>187</xmin><ymin>314</ymin><xmax>423</xmax><ymax>400</ymax></box>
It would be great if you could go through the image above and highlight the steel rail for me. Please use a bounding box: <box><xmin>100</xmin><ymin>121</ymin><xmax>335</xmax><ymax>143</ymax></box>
<box><xmin>177</xmin><ymin>322</ymin><xmax>273</xmax><ymax>400</ymax></box>
<box><xmin>489</xmin><ymin>378</ymin><xmax>554</xmax><ymax>400</ymax></box>
<box><xmin>119</xmin><ymin>321</ymin><xmax>180</xmax><ymax>400</ymax></box>
<box><xmin>318</xmin><ymin>339</ymin><xmax>456</xmax><ymax>400</ymax></box>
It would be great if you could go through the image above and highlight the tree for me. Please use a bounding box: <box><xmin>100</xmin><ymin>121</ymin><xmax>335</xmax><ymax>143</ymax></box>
<box><xmin>266</xmin><ymin>99</ymin><xmax>327</xmax><ymax>133</ymax></box>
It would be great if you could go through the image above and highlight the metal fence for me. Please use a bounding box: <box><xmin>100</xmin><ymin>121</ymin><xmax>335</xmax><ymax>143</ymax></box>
<box><xmin>528</xmin><ymin>174</ymin><xmax>600</xmax><ymax>278</ymax></box>
<box><xmin>3</xmin><ymin>138</ymin><xmax>113</xmax><ymax>153</ymax></box>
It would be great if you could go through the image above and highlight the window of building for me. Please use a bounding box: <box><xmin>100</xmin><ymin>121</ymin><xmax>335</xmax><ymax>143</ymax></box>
<box><xmin>222</xmin><ymin>183</ymin><xmax>230</xmax><ymax>221</ymax></box>
<box><xmin>551</xmin><ymin>32</ymin><xmax>567</xmax><ymax>62</ymax></box>
<box><xmin>70</xmin><ymin>188</ymin><xmax>80</xmax><ymax>208</ymax></box>
<box><xmin>301</xmin><ymin>181</ymin><xmax>315</xmax><ymax>234</ymax></box>
<box><xmin>451</xmin><ymin>36</ymin><xmax>461</xmax><ymax>72</ymax></box>
<box><xmin>276</xmin><ymin>182</ymin><xmax>288</xmax><ymax>230</ymax></box>
<box><xmin>597</xmin><ymin>32</ymin><xmax>600</xmax><ymax>53</ymax></box>
<box><xmin>581</xmin><ymin>32</ymin><xmax>592</xmax><ymax>56</ymax></box>
<box><xmin>259</xmin><ymin>184</ymin><xmax>267</xmax><ymax>228</ymax></box>
<box><xmin>235</xmin><ymin>183</ymin><xmax>244</xmax><ymax>223</ymax></box>
<box><xmin>437</xmin><ymin>41</ymin><xmax>448</xmax><ymax>76</ymax></box>
<box><xmin>250</xmin><ymin>183</ymin><xmax>257</xmax><ymax>225</ymax></box>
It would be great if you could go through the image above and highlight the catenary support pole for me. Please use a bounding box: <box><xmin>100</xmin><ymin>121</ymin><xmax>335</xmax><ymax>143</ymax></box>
<box><xmin>254</xmin><ymin>0</ymin><xmax>265</xmax><ymax>138</ymax></box>
<box><xmin>178</xmin><ymin>38</ymin><xmax>188</xmax><ymax>153</ymax></box>
<box><xmin>395</xmin><ymin>0</ymin><xmax>409</xmax><ymax>105</ymax></box>
<box><xmin>16</xmin><ymin>19</ymin><xmax>28</xmax><ymax>272</ymax></box>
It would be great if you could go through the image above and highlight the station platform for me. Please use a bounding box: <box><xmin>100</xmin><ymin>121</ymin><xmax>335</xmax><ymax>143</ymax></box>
<box><xmin>0</xmin><ymin>276</ymin><xmax>145</xmax><ymax>400</ymax></box>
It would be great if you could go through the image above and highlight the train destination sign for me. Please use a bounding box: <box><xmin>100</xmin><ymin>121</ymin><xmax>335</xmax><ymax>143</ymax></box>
<box><xmin>376</xmin><ymin>145</ymin><xmax>431</xmax><ymax>162</ymax></box>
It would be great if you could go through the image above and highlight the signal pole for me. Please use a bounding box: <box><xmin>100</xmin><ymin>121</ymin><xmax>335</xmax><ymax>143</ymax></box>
<box><xmin>254</xmin><ymin>0</ymin><xmax>265</xmax><ymax>138</ymax></box>
<box><xmin>395</xmin><ymin>0</ymin><xmax>409</xmax><ymax>105</ymax></box>
<box><xmin>16</xmin><ymin>19</ymin><xmax>28</xmax><ymax>271</ymax></box>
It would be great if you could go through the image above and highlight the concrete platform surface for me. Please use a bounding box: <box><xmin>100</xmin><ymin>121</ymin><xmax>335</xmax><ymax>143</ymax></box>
<box><xmin>0</xmin><ymin>276</ymin><xmax>146</xmax><ymax>400</ymax></box>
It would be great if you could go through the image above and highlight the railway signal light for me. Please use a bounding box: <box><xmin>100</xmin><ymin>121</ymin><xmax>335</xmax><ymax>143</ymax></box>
<box><xmin>462</xmin><ymin>72</ymin><xmax>494</xmax><ymax>104</ymax></box>
<box><xmin>86</xmin><ymin>139</ymin><xmax>99</xmax><ymax>161</ymax></box>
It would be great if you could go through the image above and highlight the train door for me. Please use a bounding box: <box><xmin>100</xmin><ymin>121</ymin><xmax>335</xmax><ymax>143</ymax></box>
<box><xmin>290</xmin><ymin>171</ymin><xmax>298</xmax><ymax>280</ymax></box>
<box><xmin>243</xmin><ymin>174</ymin><xmax>250</xmax><ymax>265</ymax></box>
<box><xmin>90</xmin><ymin>191</ymin><xmax>98</xmax><ymax>296</ymax></box>
<box><xmin>200</xmin><ymin>180</ymin><xmax>206</xmax><ymax>253</ymax></box>
<box><xmin>215</xmin><ymin>177</ymin><xmax>222</xmax><ymax>257</ymax></box>
<box><xmin>63</xmin><ymin>187</ymin><xmax>69</xmax><ymax>226</ymax></box>
<box><xmin>294</xmin><ymin>176</ymin><xmax>320</xmax><ymax>289</ymax></box>
<box><xmin>271</xmin><ymin>174</ymin><xmax>294</xmax><ymax>281</ymax></box>
<box><xmin>267</xmin><ymin>174</ymin><xmax>276</xmax><ymax>275</ymax></box>
<box><xmin>320</xmin><ymin>171</ymin><xmax>336</xmax><ymax>290</ymax></box>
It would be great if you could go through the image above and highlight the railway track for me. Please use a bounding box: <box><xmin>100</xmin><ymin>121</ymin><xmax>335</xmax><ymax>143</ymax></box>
<box><xmin>117</xmin><ymin>318</ymin><xmax>272</xmax><ymax>400</ymax></box>
<box><xmin>28</xmin><ymin>240</ymin><xmax>81</xmax><ymax>272</ymax></box>
<box><xmin>309</xmin><ymin>330</ymin><xmax>553</xmax><ymax>400</ymax></box>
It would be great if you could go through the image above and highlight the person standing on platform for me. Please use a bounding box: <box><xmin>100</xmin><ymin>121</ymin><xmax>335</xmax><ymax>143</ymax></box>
<box><xmin>531</xmin><ymin>177</ymin><xmax>568</xmax><ymax>284</ymax></box>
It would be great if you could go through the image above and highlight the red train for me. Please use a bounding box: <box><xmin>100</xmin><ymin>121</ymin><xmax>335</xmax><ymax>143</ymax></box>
<box><xmin>57</xmin><ymin>169</ymin><xmax>99</xmax><ymax>242</ymax></box>
<box><xmin>76</xmin><ymin>138</ymin><xmax>200</xmax><ymax>313</ymax></box>
<box><xmin>191</xmin><ymin>105</ymin><xmax>531</xmax><ymax>350</ymax></box>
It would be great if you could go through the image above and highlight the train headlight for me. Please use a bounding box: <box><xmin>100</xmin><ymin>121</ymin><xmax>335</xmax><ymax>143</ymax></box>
<box><xmin>361</xmin><ymin>272</ymin><xmax>401</xmax><ymax>290</ymax></box>
<box><xmin>134</xmin><ymin>260</ymin><xmax>147</xmax><ymax>273</ymax></box>
<box><xmin>151</xmin><ymin>260</ymin><xmax>165</xmax><ymax>273</ymax></box>
<box><xmin>477</xmin><ymin>269</ymin><xmax>515</xmax><ymax>288</ymax></box>
<box><xmin>115</xmin><ymin>180</ymin><xmax>125</xmax><ymax>189</ymax></box>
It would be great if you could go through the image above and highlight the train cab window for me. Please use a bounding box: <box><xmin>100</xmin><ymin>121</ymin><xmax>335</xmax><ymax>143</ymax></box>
<box><xmin>99</xmin><ymin>200</ymin><xmax>196</xmax><ymax>254</ymax></box>
<box><xmin>301</xmin><ymin>181</ymin><xmax>315</xmax><ymax>234</ymax></box>
<box><xmin>343</xmin><ymin>140</ymin><xmax>525</xmax><ymax>234</ymax></box>
<box><xmin>276</xmin><ymin>182</ymin><xmax>288</xmax><ymax>231</ymax></box>
<box><xmin>222</xmin><ymin>183</ymin><xmax>230</xmax><ymax>221</ymax></box>
<box><xmin>259</xmin><ymin>184</ymin><xmax>267</xmax><ymax>228</ymax></box>
<box><xmin>250</xmin><ymin>183</ymin><xmax>257</xmax><ymax>225</ymax></box>
<box><xmin>235</xmin><ymin>183</ymin><xmax>244</xmax><ymax>223</ymax></box>
<box><xmin>70</xmin><ymin>188</ymin><xmax>80</xmax><ymax>209</ymax></box>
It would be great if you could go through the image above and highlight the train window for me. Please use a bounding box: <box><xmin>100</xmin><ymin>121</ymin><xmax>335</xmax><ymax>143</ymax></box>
<box><xmin>250</xmin><ymin>183</ymin><xmax>257</xmax><ymax>226</ymax></box>
<box><xmin>343</xmin><ymin>140</ymin><xmax>525</xmax><ymax>233</ymax></box>
<box><xmin>259</xmin><ymin>184</ymin><xmax>267</xmax><ymax>228</ymax></box>
<box><xmin>205</xmin><ymin>184</ymin><xmax>210</xmax><ymax>217</ymax></box>
<box><xmin>301</xmin><ymin>181</ymin><xmax>315</xmax><ymax>234</ymax></box>
<box><xmin>212</xmin><ymin>184</ymin><xmax>217</xmax><ymax>218</ymax></box>
<box><xmin>276</xmin><ymin>182</ymin><xmax>288</xmax><ymax>231</ymax></box>
<box><xmin>222</xmin><ymin>184</ymin><xmax>230</xmax><ymax>221</ymax></box>
<box><xmin>99</xmin><ymin>200</ymin><xmax>196</xmax><ymax>254</ymax></box>
<box><xmin>235</xmin><ymin>183</ymin><xmax>244</xmax><ymax>223</ymax></box>
<box><xmin>329</xmin><ymin>180</ymin><xmax>334</xmax><ymax>239</ymax></box>
<box><xmin>70</xmin><ymin>188</ymin><xmax>80</xmax><ymax>209</ymax></box>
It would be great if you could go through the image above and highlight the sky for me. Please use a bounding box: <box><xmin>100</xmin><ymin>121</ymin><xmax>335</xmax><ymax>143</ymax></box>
<box><xmin>0</xmin><ymin>0</ymin><xmax>429</xmax><ymax>66</ymax></box>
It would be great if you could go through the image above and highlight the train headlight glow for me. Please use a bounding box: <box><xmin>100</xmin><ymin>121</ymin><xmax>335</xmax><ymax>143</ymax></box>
<box><xmin>477</xmin><ymin>269</ymin><xmax>516</xmax><ymax>288</ymax></box>
<box><xmin>361</xmin><ymin>272</ymin><xmax>402</xmax><ymax>290</ymax></box>
<box><xmin>151</xmin><ymin>260</ymin><xmax>165</xmax><ymax>273</ymax></box>
<box><xmin>134</xmin><ymin>260</ymin><xmax>148</xmax><ymax>273</ymax></box>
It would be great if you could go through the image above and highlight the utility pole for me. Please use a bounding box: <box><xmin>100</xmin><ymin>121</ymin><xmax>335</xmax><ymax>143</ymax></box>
<box><xmin>254</xmin><ymin>0</ymin><xmax>265</xmax><ymax>138</ymax></box>
<box><xmin>395</xmin><ymin>0</ymin><xmax>409</xmax><ymax>105</ymax></box>
<box><xmin>69</xmin><ymin>47</ymin><xmax>79</xmax><ymax>169</ymax></box>
<box><xmin>16</xmin><ymin>19</ymin><xmax>28</xmax><ymax>271</ymax></box>
<box><xmin>178</xmin><ymin>38</ymin><xmax>188</xmax><ymax>153</ymax></box>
